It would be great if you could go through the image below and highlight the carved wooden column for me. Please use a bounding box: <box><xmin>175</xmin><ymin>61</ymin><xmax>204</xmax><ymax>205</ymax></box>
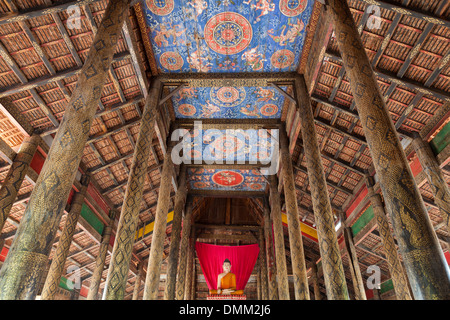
<box><xmin>257</xmin><ymin>228</ymin><xmax>269</xmax><ymax>300</ymax></box>
<box><xmin>295</xmin><ymin>75</ymin><xmax>349</xmax><ymax>300</ymax></box>
<box><xmin>132</xmin><ymin>261</ymin><xmax>144</xmax><ymax>300</ymax></box>
<box><xmin>327</xmin><ymin>0</ymin><xmax>450</xmax><ymax>299</ymax></box>
<box><xmin>87</xmin><ymin>210</ymin><xmax>117</xmax><ymax>300</ymax></box>
<box><xmin>184</xmin><ymin>231</ymin><xmax>195</xmax><ymax>300</ymax></box>
<box><xmin>0</xmin><ymin>0</ymin><xmax>130</xmax><ymax>300</ymax></box>
<box><xmin>103</xmin><ymin>78</ymin><xmax>163</xmax><ymax>300</ymax></box>
<box><xmin>164</xmin><ymin>164</ymin><xmax>187</xmax><ymax>300</ymax></box>
<box><xmin>0</xmin><ymin>134</ymin><xmax>39</xmax><ymax>233</ymax></box>
<box><xmin>280</xmin><ymin>127</ymin><xmax>310</xmax><ymax>300</ymax></box>
<box><xmin>311</xmin><ymin>263</ymin><xmax>322</xmax><ymax>300</ymax></box>
<box><xmin>143</xmin><ymin>145</ymin><xmax>174</xmax><ymax>300</ymax></box>
<box><xmin>263</xmin><ymin>200</ymin><xmax>278</xmax><ymax>300</ymax></box>
<box><xmin>412</xmin><ymin>133</ymin><xmax>450</xmax><ymax>238</ymax></box>
<box><xmin>176</xmin><ymin>196</ymin><xmax>194</xmax><ymax>300</ymax></box>
<box><xmin>339</xmin><ymin>212</ymin><xmax>366</xmax><ymax>300</ymax></box>
<box><xmin>365</xmin><ymin>176</ymin><xmax>413</xmax><ymax>300</ymax></box>
<box><xmin>41</xmin><ymin>174</ymin><xmax>90</xmax><ymax>300</ymax></box>
<box><xmin>268</xmin><ymin>174</ymin><xmax>289</xmax><ymax>300</ymax></box>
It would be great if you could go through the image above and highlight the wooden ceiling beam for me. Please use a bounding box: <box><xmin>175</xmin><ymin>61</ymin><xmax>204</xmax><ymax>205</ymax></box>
<box><xmin>354</xmin><ymin>0</ymin><xmax>450</xmax><ymax>28</ymax></box>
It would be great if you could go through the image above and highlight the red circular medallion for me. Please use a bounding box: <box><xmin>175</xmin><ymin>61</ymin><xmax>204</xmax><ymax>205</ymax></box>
<box><xmin>212</xmin><ymin>170</ymin><xmax>244</xmax><ymax>187</ymax></box>
<box><xmin>260</xmin><ymin>104</ymin><xmax>279</xmax><ymax>117</ymax></box>
<box><xmin>279</xmin><ymin>0</ymin><xmax>308</xmax><ymax>17</ymax></box>
<box><xmin>250</xmin><ymin>183</ymin><xmax>263</xmax><ymax>190</ymax></box>
<box><xmin>271</xmin><ymin>49</ymin><xmax>295</xmax><ymax>69</ymax></box>
<box><xmin>160</xmin><ymin>51</ymin><xmax>183</xmax><ymax>71</ymax></box>
<box><xmin>204</xmin><ymin>12</ymin><xmax>252</xmax><ymax>55</ymax></box>
<box><xmin>177</xmin><ymin>104</ymin><xmax>196</xmax><ymax>117</ymax></box>
<box><xmin>146</xmin><ymin>0</ymin><xmax>174</xmax><ymax>16</ymax></box>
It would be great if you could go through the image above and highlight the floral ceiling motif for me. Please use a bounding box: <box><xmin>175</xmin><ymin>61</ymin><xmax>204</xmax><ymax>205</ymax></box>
<box><xmin>144</xmin><ymin>0</ymin><xmax>314</xmax><ymax>73</ymax></box>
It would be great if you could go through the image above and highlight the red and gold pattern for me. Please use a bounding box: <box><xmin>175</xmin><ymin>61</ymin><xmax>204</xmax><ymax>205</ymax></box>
<box><xmin>279</xmin><ymin>0</ymin><xmax>308</xmax><ymax>17</ymax></box>
<box><xmin>204</xmin><ymin>12</ymin><xmax>252</xmax><ymax>55</ymax></box>
<box><xmin>260</xmin><ymin>104</ymin><xmax>279</xmax><ymax>116</ymax></box>
<box><xmin>212</xmin><ymin>170</ymin><xmax>244</xmax><ymax>187</ymax></box>
<box><xmin>271</xmin><ymin>49</ymin><xmax>295</xmax><ymax>69</ymax></box>
<box><xmin>146</xmin><ymin>0</ymin><xmax>175</xmax><ymax>16</ymax></box>
<box><xmin>159</xmin><ymin>51</ymin><xmax>184</xmax><ymax>71</ymax></box>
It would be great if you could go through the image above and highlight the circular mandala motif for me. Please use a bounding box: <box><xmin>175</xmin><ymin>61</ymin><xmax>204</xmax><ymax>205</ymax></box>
<box><xmin>212</xmin><ymin>135</ymin><xmax>245</xmax><ymax>154</ymax></box>
<box><xmin>250</xmin><ymin>183</ymin><xmax>263</xmax><ymax>190</ymax></box>
<box><xmin>177</xmin><ymin>104</ymin><xmax>196</xmax><ymax>117</ymax></box>
<box><xmin>279</xmin><ymin>0</ymin><xmax>308</xmax><ymax>17</ymax></box>
<box><xmin>159</xmin><ymin>51</ymin><xmax>183</xmax><ymax>71</ymax></box>
<box><xmin>193</xmin><ymin>181</ymin><xmax>208</xmax><ymax>189</ymax></box>
<box><xmin>271</xmin><ymin>49</ymin><xmax>295</xmax><ymax>69</ymax></box>
<box><xmin>260</xmin><ymin>104</ymin><xmax>279</xmax><ymax>116</ymax></box>
<box><xmin>212</xmin><ymin>170</ymin><xmax>244</xmax><ymax>187</ymax></box>
<box><xmin>210</xmin><ymin>87</ymin><xmax>246</xmax><ymax>107</ymax></box>
<box><xmin>204</xmin><ymin>12</ymin><xmax>252</xmax><ymax>55</ymax></box>
<box><xmin>146</xmin><ymin>0</ymin><xmax>174</xmax><ymax>16</ymax></box>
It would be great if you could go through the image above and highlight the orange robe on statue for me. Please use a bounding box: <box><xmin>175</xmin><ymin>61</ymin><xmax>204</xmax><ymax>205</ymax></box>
<box><xmin>209</xmin><ymin>273</ymin><xmax>244</xmax><ymax>295</ymax></box>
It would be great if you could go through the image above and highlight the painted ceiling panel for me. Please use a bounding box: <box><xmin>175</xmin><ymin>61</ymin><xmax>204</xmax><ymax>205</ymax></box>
<box><xmin>174</xmin><ymin>128</ymin><xmax>277</xmax><ymax>163</ymax></box>
<box><xmin>144</xmin><ymin>0</ymin><xmax>315</xmax><ymax>73</ymax></box>
<box><xmin>188</xmin><ymin>168</ymin><xmax>267</xmax><ymax>192</ymax></box>
<box><xmin>172</xmin><ymin>85</ymin><xmax>285</xmax><ymax>119</ymax></box>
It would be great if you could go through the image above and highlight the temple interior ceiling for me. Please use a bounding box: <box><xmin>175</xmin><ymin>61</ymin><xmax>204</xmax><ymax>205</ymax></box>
<box><xmin>143</xmin><ymin>0</ymin><xmax>314</xmax><ymax>74</ymax></box>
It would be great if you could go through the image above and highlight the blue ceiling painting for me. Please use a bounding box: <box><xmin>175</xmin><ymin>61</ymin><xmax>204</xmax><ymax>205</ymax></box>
<box><xmin>143</xmin><ymin>0</ymin><xmax>314</xmax><ymax>73</ymax></box>
<box><xmin>173</xmin><ymin>128</ymin><xmax>277</xmax><ymax>163</ymax></box>
<box><xmin>172</xmin><ymin>86</ymin><xmax>285</xmax><ymax>119</ymax></box>
<box><xmin>188</xmin><ymin>168</ymin><xmax>267</xmax><ymax>192</ymax></box>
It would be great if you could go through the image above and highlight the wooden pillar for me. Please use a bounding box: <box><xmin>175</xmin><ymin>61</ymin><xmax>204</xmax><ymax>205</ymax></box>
<box><xmin>176</xmin><ymin>196</ymin><xmax>194</xmax><ymax>300</ymax></box>
<box><xmin>184</xmin><ymin>231</ymin><xmax>195</xmax><ymax>300</ymax></box>
<box><xmin>412</xmin><ymin>133</ymin><xmax>450</xmax><ymax>238</ymax></box>
<box><xmin>263</xmin><ymin>200</ymin><xmax>278</xmax><ymax>300</ymax></box>
<box><xmin>143</xmin><ymin>145</ymin><xmax>174</xmax><ymax>300</ymax></box>
<box><xmin>257</xmin><ymin>262</ymin><xmax>261</xmax><ymax>300</ymax></box>
<box><xmin>164</xmin><ymin>164</ymin><xmax>188</xmax><ymax>300</ymax></box>
<box><xmin>103</xmin><ymin>78</ymin><xmax>162</xmax><ymax>300</ymax></box>
<box><xmin>87</xmin><ymin>210</ymin><xmax>117</xmax><ymax>300</ymax></box>
<box><xmin>327</xmin><ymin>0</ymin><xmax>450</xmax><ymax>299</ymax></box>
<box><xmin>280</xmin><ymin>127</ymin><xmax>310</xmax><ymax>300</ymax></box>
<box><xmin>268</xmin><ymin>174</ymin><xmax>290</xmax><ymax>300</ymax></box>
<box><xmin>0</xmin><ymin>0</ymin><xmax>130</xmax><ymax>300</ymax></box>
<box><xmin>132</xmin><ymin>261</ymin><xmax>144</xmax><ymax>300</ymax></box>
<box><xmin>257</xmin><ymin>228</ymin><xmax>269</xmax><ymax>300</ymax></box>
<box><xmin>0</xmin><ymin>134</ymin><xmax>39</xmax><ymax>233</ymax></box>
<box><xmin>311</xmin><ymin>263</ymin><xmax>322</xmax><ymax>300</ymax></box>
<box><xmin>295</xmin><ymin>75</ymin><xmax>349</xmax><ymax>300</ymax></box>
<box><xmin>339</xmin><ymin>212</ymin><xmax>366</xmax><ymax>300</ymax></box>
<box><xmin>41</xmin><ymin>174</ymin><xmax>90</xmax><ymax>300</ymax></box>
<box><xmin>365</xmin><ymin>176</ymin><xmax>413</xmax><ymax>300</ymax></box>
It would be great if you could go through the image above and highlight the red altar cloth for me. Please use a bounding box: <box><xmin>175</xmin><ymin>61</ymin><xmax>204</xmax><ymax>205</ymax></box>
<box><xmin>195</xmin><ymin>243</ymin><xmax>260</xmax><ymax>292</ymax></box>
<box><xmin>207</xmin><ymin>294</ymin><xmax>247</xmax><ymax>300</ymax></box>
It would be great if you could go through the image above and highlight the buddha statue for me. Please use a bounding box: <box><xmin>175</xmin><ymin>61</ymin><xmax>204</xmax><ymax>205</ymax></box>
<box><xmin>209</xmin><ymin>259</ymin><xmax>244</xmax><ymax>295</ymax></box>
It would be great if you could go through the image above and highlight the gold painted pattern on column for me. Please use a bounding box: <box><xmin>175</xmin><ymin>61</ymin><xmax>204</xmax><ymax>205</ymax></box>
<box><xmin>366</xmin><ymin>180</ymin><xmax>413</xmax><ymax>300</ymax></box>
<box><xmin>184</xmin><ymin>233</ymin><xmax>195</xmax><ymax>300</ymax></box>
<box><xmin>132</xmin><ymin>261</ymin><xmax>144</xmax><ymax>300</ymax></box>
<box><xmin>41</xmin><ymin>175</ymin><xmax>90</xmax><ymax>300</ymax></box>
<box><xmin>176</xmin><ymin>196</ymin><xmax>193</xmax><ymax>300</ymax></box>
<box><xmin>103</xmin><ymin>79</ymin><xmax>162</xmax><ymax>300</ymax></box>
<box><xmin>269</xmin><ymin>174</ymin><xmax>290</xmax><ymax>300</ymax></box>
<box><xmin>0</xmin><ymin>135</ymin><xmax>39</xmax><ymax>232</ymax></box>
<box><xmin>263</xmin><ymin>202</ymin><xmax>278</xmax><ymax>300</ymax></box>
<box><xmin>328</xmin><ymin>0</ymin><xmax>450</xmax><ymax>299</ymax></box>
<box><xmin>143</xmin><ymin>145</ymin><xmax>175</xmax><ymax>300</ymax></box>
<box><xmin>258</xmin><ymin>228</ymin><xmax>269</xmax><ymax>300</ymax></box>
<box><xmin>164</xmin><ymin>165</ymin><xmax>187</xmax><ymax>300</ymax></box>
<box><xmin>342</xmin><ymin>226</ymin><xmax>366</xmax><ymax>300</ymax></box>
<box><xmin>87</xmin><ymin>210</ymin><xmax>116</xmax><ymax>300</ymax></box>
<box><xmin>295</xmin><ymin>76</ymin><xmax>349</xmax><ymax>300</ymax></box>
<box><xmin>412</xmin><ymin>134</ymin><xmax>450</xmax><ymax>237</ymax></box>
<box><xmin>280</xmin><ymin>129</ymin><xmax>310</xmax><ymax>300</ymax></box>
<box><xmin>0</xmin><ymin>0</ymin><xmax>130</xmax><ymax>300</ymax></box>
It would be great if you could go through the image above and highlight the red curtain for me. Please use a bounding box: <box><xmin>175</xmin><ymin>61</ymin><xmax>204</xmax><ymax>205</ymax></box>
<box><xmin>195</xmin><ymin>242</ymin><xmax>260</xmax><ymax>291</ymax></box>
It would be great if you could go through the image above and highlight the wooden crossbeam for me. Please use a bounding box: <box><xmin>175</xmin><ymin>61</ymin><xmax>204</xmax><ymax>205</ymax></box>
<box><xmin>0</xmin><ymin>52</ymin><xmax>131</xmax><ymax>99</ymax></box>
<box><xmin>354</xmin><ymin>0</ymin><xmax>450</xmax><ymax>29</ymax></box>
<box><xmin>324</xmin><ymin>51</ymin><xmax>450</xmax><ymax>103</ymax></box>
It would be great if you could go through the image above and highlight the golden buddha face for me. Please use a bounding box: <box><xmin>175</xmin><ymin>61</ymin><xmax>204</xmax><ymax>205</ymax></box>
<box><xmin>223</xmin><ymin>262</ymin><xmax>231</xmax><ymax>273</ymax></box>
